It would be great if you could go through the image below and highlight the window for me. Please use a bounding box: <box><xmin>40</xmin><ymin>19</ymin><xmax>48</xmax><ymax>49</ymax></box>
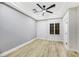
<box><xmin>50</xmin><ymin>23</ymin><xmax>60</xmax><ymax>34</ymax></box>
<box><xmin>55</xmin><ymin>23</ymin><xmax>60</xmax><ymax>34</ymax></box>
<box><xmin>50</xmin><ymin>24</ymin><xmax>54</xmax><ymax>34</ymax></box>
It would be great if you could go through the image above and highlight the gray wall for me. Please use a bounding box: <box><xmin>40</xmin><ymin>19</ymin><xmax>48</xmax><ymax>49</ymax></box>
<box><xmin>77</xmin><ymin>7</ymin><xmax>79</xmax><ymax>50</ymax></box>
<box><xmin>69</xmin><ymin>7</ymin><xmax>77</xmax><ymax>50</ymax></box>
<box><xmin>69</xmin><ymin>7</ymin><xmax>78</xmax><ymax>50</ymax></box>
<box><xmin>0</xmin><ymin>3</ymin><xmax>36</xmax><ymax>52</ymax></box>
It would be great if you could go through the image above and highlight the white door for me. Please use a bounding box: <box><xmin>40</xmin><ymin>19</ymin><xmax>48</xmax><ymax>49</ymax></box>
<box><xmin>63</xmin><ymin>19</ymin><xmax>69</xmax><ymax>49</ymax></box>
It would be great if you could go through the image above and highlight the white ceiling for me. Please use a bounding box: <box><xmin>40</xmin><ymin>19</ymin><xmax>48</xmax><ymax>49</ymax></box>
<box><xmin>10</xmin><ymin>2</ymin><xmax>79</xmax><ymax>20</ymax></box>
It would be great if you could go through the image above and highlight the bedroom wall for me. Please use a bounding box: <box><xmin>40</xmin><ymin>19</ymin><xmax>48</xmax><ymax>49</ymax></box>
<box><xmin>61</xmin><ymin>6</ymin><xmax>79</xmax><ymax>51</ymax></box>
<box><xmin>0</xmin><ymin>3</ymin><xmax>36</xmax><ymax>52</ymax></box>
<box><xmin>69</xmin><ymin>7</ymin><xmax>77</xmax><ymax>50</ymax></box>
<box><xmin>63</xmin><ymin>7</ymin><xmax>79</xmax><ymax>51</ymax></box>
<box><xmin>76</xmin><ymin>7</ymin><xmax>79</xmax><ymax>51</ymax></box>
<box><xmin>69</xmin><ymin>7</ymin><xmax>79</xmax><ymax>51</ymax></box>
<box><xmin>62</xmin><ymin>11</ymin><xmax>69</xmax><ymax>49</ymax></box>
<box><xmin>36</xmin><ymin>19</ymin><xmax>63</xmax><ymax>41</ymax></box>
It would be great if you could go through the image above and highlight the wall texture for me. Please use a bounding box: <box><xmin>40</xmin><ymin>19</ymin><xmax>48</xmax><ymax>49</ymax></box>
<box><xmin>0</xmin><ymin>3</ymin><xmax>36</xmax><ymax>52</ymax></box>
<box><xmin>36</xmin><ymin>19</ymin><xmax>63</xmax><ymax>41</ymax></box>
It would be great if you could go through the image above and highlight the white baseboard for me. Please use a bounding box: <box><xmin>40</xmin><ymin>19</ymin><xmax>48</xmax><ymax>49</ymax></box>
<box><xmin>36</xmin><ymin>37</ymin><xmax>64</xmax><ymax>42</ymax></box>
<box><xmin>0</xmin><ymin>38</ymin><xmax>36</xmax><ymax>57</ymax></box>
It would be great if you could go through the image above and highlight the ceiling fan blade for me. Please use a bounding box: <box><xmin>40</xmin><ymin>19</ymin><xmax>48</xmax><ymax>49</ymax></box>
<box><xmin>37</xmin><ymin>4</ymin><xmax>43</xmax><ymax>9</ymax></box>
<box><xmin>46</xmin><ymin>4</ymin><xmax>55</xmax><ymax>10</ymax></box>
<box><xmin>46</xmin><ymin>11</ymin><xmax>53</xmax><ymax>13</ymax></box>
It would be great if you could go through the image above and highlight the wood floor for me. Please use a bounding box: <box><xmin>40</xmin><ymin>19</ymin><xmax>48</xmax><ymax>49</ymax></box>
<box><xmin>67</xmin><ymin>50</ymin><xmax>79</xmax><ymax>57</ymax></box>
<box><xmin>6</xmin><ymin>39</ymin><xmax>79</xmax><ymax>57</ymax></box>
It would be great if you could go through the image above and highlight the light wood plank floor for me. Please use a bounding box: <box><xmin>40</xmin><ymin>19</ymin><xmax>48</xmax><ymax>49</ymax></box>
<box><xmin>6</xmin><ymin>39</ymin><xmax>79</xmax><ymax>57</ymax></box>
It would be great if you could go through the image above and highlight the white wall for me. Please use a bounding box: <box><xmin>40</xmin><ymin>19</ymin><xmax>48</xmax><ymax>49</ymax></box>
<box><xmin>36</xmin><ymin>19</ymin><xmax>63</xmax><ymax>41</ymax></box>
<box><xmin>68</xmin><ymin>6</ymin><xmax>79</xmax><ymax>51</ymax></box>
<box><xmin>69</xmin><ymin>7</ymin><xmax>78</xmax><ymax>50</ymax></box>
<box><xmin>0</xmin><ymin>3</ymin><xmax>36</xmax><ymax>52</ymax></box>
<box><xmin>61</xmin><ymin>6</ymin><xmax>79</xmax><ymax>51</ymax></box>
<box><xmin>77</xmin><ymin>7</ymin><xmax>79</xmax><ymax>51</ymax></box>
<box><xmin>62</xmin><ymin>11</ymin><xmax>69</xmax><ymax>49</ymax></box>
<box><xmin>63</xmin><ymin>7</ymin><xmax>79</xmax><ymax>51</ymax></box>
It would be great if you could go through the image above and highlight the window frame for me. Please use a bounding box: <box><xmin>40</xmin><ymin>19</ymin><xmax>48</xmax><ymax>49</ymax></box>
<box><xmin>50</xmin><ymin>23</ymin><xmax>60</xmax><ymax>35</ymax></box>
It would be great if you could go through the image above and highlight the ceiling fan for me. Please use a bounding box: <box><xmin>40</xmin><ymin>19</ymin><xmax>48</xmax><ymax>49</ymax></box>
<box><xmin>33</xmin><ymin>3</ymin><xmax>55</xmax><ymax>16</ymax></box>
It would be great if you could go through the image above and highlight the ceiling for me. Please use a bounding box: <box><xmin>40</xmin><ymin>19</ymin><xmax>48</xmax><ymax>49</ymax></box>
<box><xmin>10</xmin><ymin>2</ymin><xmax>79</xmax><ymax>20</ymax></box>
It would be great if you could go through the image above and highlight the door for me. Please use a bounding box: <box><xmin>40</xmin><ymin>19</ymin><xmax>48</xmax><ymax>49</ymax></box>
<box><xmin>63</xmin><ymin>19</ymin><xmax>69</xmax><ymax>49</ymax></box>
